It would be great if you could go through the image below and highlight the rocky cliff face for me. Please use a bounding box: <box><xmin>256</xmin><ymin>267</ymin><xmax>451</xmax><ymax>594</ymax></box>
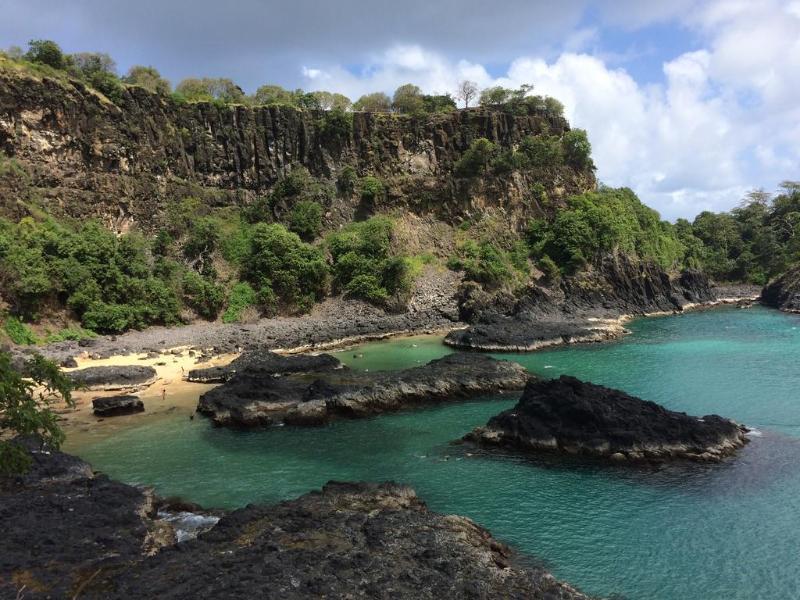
<box><xmin>761</xmin><ymin>265</ymin><xmax>800</xmax><ymax>313</ymax></box>
<box><xmin>0</xmin><ymin>68</ymin><xmax>594</xmax><ymax>232</ymax></box>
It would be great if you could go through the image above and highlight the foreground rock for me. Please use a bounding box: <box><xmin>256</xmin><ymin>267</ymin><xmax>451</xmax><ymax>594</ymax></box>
<box><xmin>198</xmin><ymin>353</ymin><xmax>529</xmax><ymax>428</ymax></box>
<box><xmin>466</xmin><ymin>376</ymin><xmax>748</xmax><ymax>462</ymax></box>
<box><xmin>68</xmin><ymin>365</ymin><xmax>157</xmax><ymax>391</ymax></box>
<box><xmin>187</xmin><ymin>351</ymin><xmax>342</xmax><ymax>383</ymax></box>
<box><xmin>0</xmin><ymin>439</ymin><xmax>168</xmax><ymax>599</ymax></box>
<box><xmin>86</xmin><ymin>481</ymin><xmax>590</xmax><ymax>600</ymax></box>
<box><xmin>761</xmin><ymin>266</ymin><xmax>800</xmax><ymax>313</ymax></box>
<box><xmin>447</xmin><ymin>256</ymin><xmax>717</xmax><ymax>351</ymax></box>
<box><xmin>92</xmin><ymin>395</ymin><xmax>145</xmax><ymax>416</ymax></box>
<box><xmin>1</xmin><ymin>443</ymin><xmax>591</xmax><ymax>599</ymax></box>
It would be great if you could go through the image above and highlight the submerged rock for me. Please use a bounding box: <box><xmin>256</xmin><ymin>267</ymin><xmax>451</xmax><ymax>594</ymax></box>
<box><xmin>198</xmin><ymin>353</ymin><xmax>529</xmax><ymax>428</ymax></box>
<box><xmin>92</xmin><ymin>395</ymin><xmax>145</xmax><ymax>417</ymax></box>
<box><xmin>84</xmin><ymin>481</ymin><xmax>590</xmax><ymax>600</ymax></box>
<box><xmin>186</xmin><ymin>351</ymin><xmax>342</xmax><ymax>383</ymax></box>
<box><xmin>68</xmin><ymin>365</ymin><xmax>157</xmax><ymax>391</ymax></box>
<box><xmin>466</xmin><ymin>376</ymin><xmax>748</xmax><ymax>462</ymax></box>
<box><xmin>761</xmin><ymin>266</ymin><xmax>800</xmax><ymax>313</ymax></box>
<box><xmin>445</xmin><ymin>318</ymin><xmax>618</xmax><ymax>352</ymax></box>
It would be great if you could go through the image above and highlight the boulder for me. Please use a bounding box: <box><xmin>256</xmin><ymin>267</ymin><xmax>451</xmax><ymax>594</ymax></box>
<box><xmin>761</xmin><ymin>266</ymin><xmax>800</xmax><ymax>313</ymax></box>
<box><xmin>93</xmin><ymin>395</ymin><xmax>145</xmax><ymax>417</ymax></box>
<box><xmin>465</xmin><ymin>376</ymin><xmax>748</xmax><ymax>462</ymax></box>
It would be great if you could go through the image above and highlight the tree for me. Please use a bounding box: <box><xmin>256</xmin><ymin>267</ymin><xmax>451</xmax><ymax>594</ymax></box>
<box><xmin>253</xmin><ymin>84</ymin><xmax>296</xmax><ymax>106</ymax></box>
<box><xmin>392</xmin><ymin>83</ymin><xmax>424</xmax><ymax>114</ymax></box>
<box><xmin>422</xmin><ymin>94</ymin><xmax>457</xmax><ymax>113</ymax></box>
<box><xmin>479</xmin><ymin>86</ymin><xmax>512</xmax><ymax>107</ymax></box>
<box><xmin>455</xmin><ymin>80</ymin><xmax>479</xmax><ymax>108</ymax></box>
<box><xmin>353</xmin><ymin>92</ymin><xmax>392</xmax><ymax>112</ymax></box>
<box><xmin>562</xmin><ymin>129</ymin><xmax>594</xmax><ymax>170</ymax></box>
<box><xmin>70</xmin><ymin>52</ymin><xmax>117</xmax><ymax>78</ymax></box>
<box><xmin>176</xmin><ymin>78</ymin><xmax>245</xmax><ymax>103</ymax></box>
<box><xmin>24</xmin><ymin>39</ymin><xmax>67</xmax><ymax>70</ymax></box>
<box><xmin>124</xmin><ymin>65</ymin><xmax>171</xmax><ymax>94</ymax></box>
<box><xmin>0</xmin><ymin>352</ymin><xmax>74</xmax><ymax>475</ymax></box>
<box><xmin>310</xmin><ymin>91</ymin><xmax>352</xmax><ymax>111</ymax></box>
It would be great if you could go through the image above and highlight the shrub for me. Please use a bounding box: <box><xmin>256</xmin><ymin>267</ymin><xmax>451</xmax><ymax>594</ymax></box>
<box><xmin>359</xmin><ymin>176</ymin><xmax>384</xmax><ymax>204</ymax></box>
<box><xmin>562</xmin><ymin>129</ymin><xmax>594</xmax><ymax>170</ymax></box>
<box><xmin>336</xmin><ymin>165</ymin><xmax>358</xmax><ymax>196</ymax></box>
<box><xmin>124</xmin><ymin>65</ymin><xmax>171</xmax><ymax>94</ymax></box>
<box><xmin>182</xmin><ymin>271</ymin><xmax>225</xmax><ymax>320</ymax></box>
<box><xmin>222</xmin><ymin>282</ymin><xmax>257</xmax><ymax>323</ymax></box>
<box><xmin>318</xmin><ymin>108</ymin><xmax>353</xmax><ymax>142</ymax></box>
<box><xmin>455</xmin><ymin>138</ymin><xmax>497</xmax><ymax>177</ymax></box>
<box><xmin>25</xmin><ymin>39</ymin><xmax>67</xmax><ymax>70</ymax></box>
<box><xmin>519</xmin><ymin>135</ymin><xmax>563</xmax><ymax>168</ymax></box>
<box><xmin>392</xmin><ymin>84</ymin><xmax>424</xmax><ymax>115</ymax></box>
<box><xmin>242</xmin><ymin>223</ymin><xmax>328</xmax><ymax>312</ymax></box>
<box><xmin>538</xmin><ymin>255</ymin><xmax>561</xmax><ymax>285</ymax></box>
<box><xmin>345</xmin><ymin>274</ymin><xmax>389</xmax><ymax>303</ymax></box>
<box><xmin>175</xmin><ymin>78</ymin><xmax>244</xmax><ymax>104</ymax></box>
<box><xmin>81</xmin><ymin>302</ymin><xmax>132</xmax><ymax>333</ymax></box>
<box><xmin>288</xmin><ymin>201</ymin><xmax>323</xmax><ymax>241</ymax></box>
<box><xmin>353</xmin><ymin>92</ymin><xmax>392</xmax><ymax>112</ymax></box>
<box><xmin>3</xmin><ymin>316</ymin><xmax>38</xmax><ymax>345</ymax></box>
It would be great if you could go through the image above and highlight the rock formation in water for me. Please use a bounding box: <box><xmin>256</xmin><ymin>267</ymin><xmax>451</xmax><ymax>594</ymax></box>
<box><xmin>67</xmin><ymin>365</ymin><xmax>157</xmax><ymax>391</ymax></box>
<box><xmin>761</xmin><ymin>265</ymin><xmax>800</xmax><ymax>313</ymax></box>
<box><xmin>197</xmin><ymin>352</ymin><xmax>529</xmax><ymax>428</ymax></box>
<box><xmin>446</xmin><ymin>255</ymin><xmax>717</xmax><ymax>351</ymax></box>
<box><xmin>92</xmin><ymin>394</ymin><xmax>145</xmax><ymax>416</ymax></box>
<box><xmin>0</xmin><ymin>441</ymin><xmax>590</xmax><ymax>599</ymax></box>
<box><xmin>465</xmin><ymin>376</ymin><xmax>748</xmax><ymax>462</ymax></box>
<box><xmin>187</xmin><ymin>350</ymin><xmax>343</xmax><ymax>383</ymax></box>
<box><xmin>85</xmin><ymin>481</ymin><xmax>590</xmax><ymax>600</ymax></box>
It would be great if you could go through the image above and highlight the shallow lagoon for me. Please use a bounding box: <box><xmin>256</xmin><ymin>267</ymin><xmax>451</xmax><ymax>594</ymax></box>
<box><xmin>67</xmin><ymin>306</ymin><xmax>800</xmax><ymax>599</ymax></box>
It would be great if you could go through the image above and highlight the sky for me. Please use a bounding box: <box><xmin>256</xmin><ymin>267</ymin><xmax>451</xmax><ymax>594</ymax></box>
<box><xmin>1</xmin><ymin>0</ymin><xmax>798</xmax><ymax>220</ymax></box>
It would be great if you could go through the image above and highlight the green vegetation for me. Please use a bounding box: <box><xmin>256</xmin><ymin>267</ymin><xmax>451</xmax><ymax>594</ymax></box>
<box><xmin>478</xmin><ymin>84</ymin><xmax>565</xmax><ymax>117</ymax></box>
<box><xmin>2</xmin><ymin>315</ymin><xmax>38</xmax><ymax>345</ymax></box>
<box><xmin>222</xmin><ymin>282</ymin><xmax>257</xmax><ymax>323</ymax></box>
<box><xmin>527</xmin><ymin>187</ymin><xmax>688</xmax><ymax>274</ymax></box>
<box><xmin>0</xmin><ymin>352</ymin><xmax>73</xmax><ymax>475</ymax></box>
<box><xmin>353</xmin><ymin>92</ymin><xmax>392</xmax><ymax>113</ymax></box>
<box><xmin>123</xmin><ymin>65</ymin><xmax>171</xmax><ymax>94</ymax></box>
<box><xmin>288</xmin><ymin>201</ymin><xmax>324</xmax><ymax>241</ymax></box>
<box><xmin>678</xmin><ymin>183</ymin><xmax>800</xmax><ymax>284</ymax></box>
<box><xmin>326</xmin><ymin>217</ymin><xmax>412</xmax><ymax>304</ymax></box>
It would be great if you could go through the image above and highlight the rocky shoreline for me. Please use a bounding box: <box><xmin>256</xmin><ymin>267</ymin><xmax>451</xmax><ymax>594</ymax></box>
<box><xmin>761</xmin><ymin>266</ymin><xmax>800</xmax><ymax>313</ymax></box>
<box><xmin>465</xmin><ymin>376</ymin><xmax>749</xmax><ymax>463</ymax></box>
<box><xmin>0</xmin><ymin>442</ymin><xmax>591</xmax><ymax>599</ymax></box>
<box><xmin>197</xmin><ymin>352</ymin><xmax>529</xmax><ymax>428</ymax></box>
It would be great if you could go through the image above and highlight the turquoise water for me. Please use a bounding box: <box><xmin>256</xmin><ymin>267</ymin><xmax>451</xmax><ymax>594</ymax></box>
<box><xmin>66</xmin><ymin>307</ymin><xmax>800</xmax><ymax>600</ymax></box>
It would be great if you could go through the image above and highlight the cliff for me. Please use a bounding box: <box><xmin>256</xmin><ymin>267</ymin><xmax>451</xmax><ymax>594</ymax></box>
<box><xmin>761</xmin><ymin>265</ymin><xmax>800</xmax><ymax>313</ymax></box>
<box><xmin>0</xmin><ymin>63</ymin><xmax>594</xmax><ymax>232</ymax></box>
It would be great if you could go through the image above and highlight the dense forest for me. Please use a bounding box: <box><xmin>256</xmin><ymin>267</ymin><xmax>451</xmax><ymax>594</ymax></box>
<box><xmin>0</xmin><ymin>39</ymin><xmax>797</xmax><ymax>343</ymax></box>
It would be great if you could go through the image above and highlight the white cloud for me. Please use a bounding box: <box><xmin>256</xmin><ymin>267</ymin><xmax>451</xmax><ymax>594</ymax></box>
<box><xmin>300</xmin><ymin>0</ymin><xmax>800</xmax><ymax>220</ymax></box>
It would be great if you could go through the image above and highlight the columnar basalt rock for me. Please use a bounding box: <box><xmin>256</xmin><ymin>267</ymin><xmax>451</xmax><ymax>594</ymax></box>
<box><xmin>0</xmin><ymin>69</ymin><xmax>594</xmax><ymax>230</ymax></box>
<box><xmin>465</xmin><ymin>376</ymin><xmax>749</xmax><ymax>462</ymax></box>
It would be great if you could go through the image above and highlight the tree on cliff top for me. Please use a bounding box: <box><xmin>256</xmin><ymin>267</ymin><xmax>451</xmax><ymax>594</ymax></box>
<box><xmin>353</xmin><ymin>92</ymin><xmax>392</xmax><ymax>112</ymax></box>
<box><xmin>124</xmin><ymin>65</ymin><xmax>171</xmax><ymax>95</ymax></box>
<box><xmin>455</xmin><ymin>80</ymin><xmax>479</xmax><ymax>108</ymax></box>
<box><xmin>0</xmin><ymin>352</ymin><xmax>74</xmax><ymax>475</ymax></box>
<box><xmin>176</xmin><ymin>78</ymin><xmax>245</xmax><ymax>104</ymax></box>
<box><xmin>24</xmin><ymin>39</ymin><xmax>68</xmax><ymax>70</ymax></box>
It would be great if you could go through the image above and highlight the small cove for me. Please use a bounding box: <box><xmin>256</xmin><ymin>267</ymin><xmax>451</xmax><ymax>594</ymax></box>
<box><xmin>65</xmin><ymin>306</ymin><xmax>800</xmax><ymax>599</ymax></box>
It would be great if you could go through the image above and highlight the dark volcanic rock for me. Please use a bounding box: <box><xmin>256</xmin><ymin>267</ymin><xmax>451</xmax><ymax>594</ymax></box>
<box><xmin>198</xmin><ymin>353</ymin><xmax>529</xmax><ymax>428</ymax></box>
<box><xmin>85</xmin><ymin>481</ymin><xmax>590</xmax><ymax>600</ymax></box>
<box><xmin>186</xmin><ymin>351</ymin><xmax>342</xmax><ymax>383</ymax></box>
<box><xmin>466</xmin><ymin>376</ymin><xmax>748</xmax><ymax>462</ymax></box>
<box><xmin>0</xmin><ymin>441</ymin><xmax>162</xmax><ymax>599</ymax></box>
<box><xmin>68</xmin><ymin>365</ymin><xmax>157</xmax><ymax>391</ymax></box>
<box><xmin>761</xmin><ymin>266</ymin><xmax>800</xmax><ymax>313</ymax></box>
<box><xmin>448</xmin><ymin>255</ymin><xmax>718</xmax><ymax>352</ymax></box>
<box><xmin>92</xmin><ymin>395</ymin><xmax>145</xmax><ymax>417</ymax></box>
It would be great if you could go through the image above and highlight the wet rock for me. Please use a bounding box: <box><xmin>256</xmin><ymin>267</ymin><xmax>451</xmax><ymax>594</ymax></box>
<box><xmin>761</xmin><ymin>266</ymin><xmax>800</xmax><ymax>313</ymax></box>
<box><xmin>59</xmin><ymin>356</ymin><xmax>79</xmax><ymax>368</ymax></box>
<box><xmin>92</xmin><ymin>395</ymin><xmax>145</xmax><ymax>417</ymax></box>
<box><xmin>198</xmin><ymin>353</ymin><xmax>529</xmax><ymax>428</ymax></box>
<box><xmin>186</xmin><ymin>351</ymin><xmax>342</xmax><ymax>383</ymax></box>
<box><xmin>84</xmin><ymin>481</ymin><xmax>590</xmax><ymax>600</ymax></box>
<box><xmin>465</xmin><ymin>376</ymin><xmax>749</xmax><ymax>462</ymax></box>
<box><xmin>68</xmin><ymin>365</ymin><xmax>157</xmax><ymax>391</ymax></box>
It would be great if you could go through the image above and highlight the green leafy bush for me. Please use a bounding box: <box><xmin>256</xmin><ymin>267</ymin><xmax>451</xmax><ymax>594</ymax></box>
<box><xmin>222</xmin><ymin>282</ymin><xmax>257</xmax><ymax>323</ymax></box>
<box><xmin>455</xmin><ymin>138</ymin><xmax>497</xmax><ymax>177</ymax></box>
<box><xmin>182</xmin><ymin>271</ymin><xmax>225</xmax><ymax>320</ymax></box>
<box><xmin>2</xmin><ymin>316</ymin><xmax>38</xmax><ymax>345</ymax></box>
<box><xmin>288</xmin><ymin>201</ymin><xmax>323</xmax><ymax>241</ymax></box>
<box><xmin>562</xmin><ymin>129</ymin><xmax>594</xmax><ymax>170</ymax></box>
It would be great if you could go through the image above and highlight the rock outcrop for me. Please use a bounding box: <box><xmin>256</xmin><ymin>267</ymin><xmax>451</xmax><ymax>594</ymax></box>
<box><xmin>465</xmin><ymin>376</ymin><xmax>748</xmax><ymax>462</ymax></box>
<box><xmin>68</xmin><ymin>365</ymin><xmax>157</xmax><ymax>391</ymax></box>
<box><xmin>0</xmin><ymin>66</ymin><xmax>593</xmax><ymax>231</ymax></box>
<box><xmin>84</xmin><ymin>481</ymin><xmax>590</xmax><ymax>600</ymax></box>
<box><xmin>198</xmin><ymin>353</ymin><xmax>529</xmax><ymax>428</ymax></box>
<box><xmin>187</xmin><ymin>350</ymin><xmax>342</xmax><ymax>383</ymax></box>
<box><xmin>761</xmin><ymin>266</ymin><xmax>800</xmax><ymax>313</ymax></box>
<box><xmin>1</xmin><ymin>442</ymin><xmax>590</xmax><ymax>599</ymax></box>
<box><xmin>446</xmin><ymin>255</ymin><xmax>717</xmax><ymax>351</ymax></box>
<box><xmin>92</xmin><ymin>394</ymin><xmax>145</xmax><ymax>416</ymax></box>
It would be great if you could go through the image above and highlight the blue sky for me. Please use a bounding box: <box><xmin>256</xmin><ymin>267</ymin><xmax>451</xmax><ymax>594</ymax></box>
<box><xmin>1</xmin><ymin>0</ymin><xmax>798</xmax><ymax>220</ymax></box>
